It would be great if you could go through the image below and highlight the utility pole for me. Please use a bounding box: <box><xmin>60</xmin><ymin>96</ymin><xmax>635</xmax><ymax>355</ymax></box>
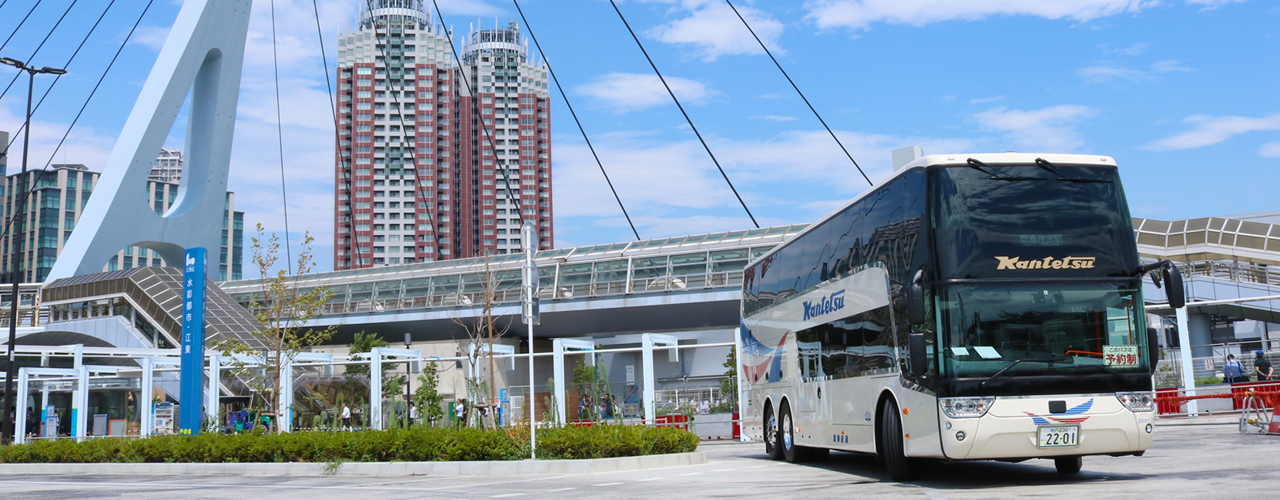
<box><xmin>0</xmin><ymin>57</ymin><xmax>66</xmax><ymax>444</ymax></box>
<box><xmin>521</xmin><ymin>222</ymin><xmax>539</xmax><ymax>458</ymax></box>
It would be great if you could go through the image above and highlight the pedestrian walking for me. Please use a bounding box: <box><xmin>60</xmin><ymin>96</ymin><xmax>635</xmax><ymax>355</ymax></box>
<box><xmin>1256</xmin><ymin>350</ymin><xmax>1274</xmax><ymax>382</ymax></box>
<box><xmin>456</xmin><ymin>399</ymin><xmax>466</xmax><ymax>428</ymax></box>
<box><xmin>408</xmin><ymin>402</ymin><xmax>416</xmax><ymax>428</ymax></box>
<box><xmin>1224</xmin><ymin>354</ymin><xmax>1246</xmax><ymax>384</ymax></box>
<box><xmin>341</xmin><ymin>403</ymin><xmax>352</xmax><ymax>430</ymax></box>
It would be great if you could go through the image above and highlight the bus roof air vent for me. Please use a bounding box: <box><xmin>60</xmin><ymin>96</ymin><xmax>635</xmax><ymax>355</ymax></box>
<box><xmin>892</xmin><ymin>146</ymin><xmax>923</xmax><ymax>171</ymax></box>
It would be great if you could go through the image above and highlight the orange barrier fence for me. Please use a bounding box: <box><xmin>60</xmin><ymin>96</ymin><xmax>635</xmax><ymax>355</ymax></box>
<box><xmin>1154</xmin><ymin>383</ymin><xmax>1280</xmax><ymax>413</ymax></box>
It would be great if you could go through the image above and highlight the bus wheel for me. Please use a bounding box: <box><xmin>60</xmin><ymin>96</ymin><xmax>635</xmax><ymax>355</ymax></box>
<box><xmin>764</xmin><ymin>405</ymin><xmax>783</xmax><ymax>461</ymax></box>
<box><xmin>879</xmin><ymin>399</ymin><xmax>916</xmax><ymax>481</ymax></box>
<box><xmin>1055</xmin><ymin>456</ymin><xmax>1082</xmax><ymax>474</ymax></box>
<box><xmin>779</xmin><ymin>402</ymin><xmax>804</xmax><ymax>463</ymax></box>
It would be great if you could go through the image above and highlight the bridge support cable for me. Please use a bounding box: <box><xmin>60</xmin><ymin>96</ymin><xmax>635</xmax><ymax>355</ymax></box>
<box><xmin>0</xmin><ymin>0</ymin><xmax>79</xmax><ymax>102</ymax></box>
<box><xmin>269</xmin><ymin>0</ymin><xmax>294</xmax><ymax>273</ymax></box>
<box><xmin>430</xmin><ymin>0</ymin><xmax>533</xmax><ymax>251</ymax></box>
<box><xmin>0</xmin><ymin>0</ymin><xmax>42</xmax><ymax>53</ymax></box>
<box><xmin>512</xmin><ymin>0</ymin><xmax>640</xmax><ymax>241</ymax></box>
<box><xmin>358</xmin><ymin>0</ymin><xmax>437</xmax><ymax>266</ymax></box>
<box><xmin>607</xmin><ymin>0</ymin><xmax>759</xmax><ymax>229</ymax></box>
<box><xmin>1</xmin><ymin>0</ymin><xmax>118</xmax><ymax>164</ymax></box>
<box><xmin>725</xmin><ymin>0</ymin><xmax>872</xmax><ymax>187</ymax></box>
<box><xmin>0</xmin><ymin>0</ymin><xmax>156</xmax><ymax>243</ymax></box>
<box><xmin>308</xmin><ymin>0</ymin><xmax>354</xmax><ymax>268</ymax></box>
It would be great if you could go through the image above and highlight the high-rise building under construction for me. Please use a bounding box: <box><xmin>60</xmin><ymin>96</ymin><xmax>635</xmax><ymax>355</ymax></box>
<box><xmin>333</xmin><ymin>1</ymin><xmax>553</xmax><ymax>269</ymax></box>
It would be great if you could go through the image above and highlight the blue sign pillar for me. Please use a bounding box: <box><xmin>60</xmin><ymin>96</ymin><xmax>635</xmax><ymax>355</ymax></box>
<box><xmin>179</xmin><ymin>247</ymin><xmax>207</xmax><ymax>435</ymax></box>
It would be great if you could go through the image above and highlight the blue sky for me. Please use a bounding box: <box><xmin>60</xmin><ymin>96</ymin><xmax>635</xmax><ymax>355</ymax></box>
<box><xmin>1</xmin><ymin>0</ymin><xmax>1277</xmax><ymax>277</ymax></box>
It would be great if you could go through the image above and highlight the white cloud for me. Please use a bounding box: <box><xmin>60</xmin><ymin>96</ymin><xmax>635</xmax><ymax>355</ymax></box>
<box><xmin>969</xmin><ymin>95</ymin><xmax>1005</xmax><ymax>104</ymax></box>
<box><xmin>1101</xmin><ymin>42</ymin><xmax>1150</xmax><ymax>56</ymax></box>
<box><xmin>750</xmin><ymin>115</ymin><xmax>797</xmax><ymax>122</ymax></box>
<box><xmin>972</xmin><ymin>105</ymin><xmax>1098</xmax><ymax>151</ymax></box>
<box><xmin>1186</xmin><ymin>0</ymin><xmax>1250</xmax><ymax>8</ymax></box>
<box><xmin>804</xmin><ymin>0</ymin><xmax>1156</xmax><ymax>30</ymax></box>
<box><xmin>128</xmin><ymin>25</ymin><xmax>172</xmax><ymax>52</ymax></box>
<box><xmin>1151</xmin><ymin>60</ymin><xmax>1194</xmax><ymax>73</ymax></box>
<box><xmin>646</xmin><ymin>0</ymin><xmax>784</xmax><ymax>62</ymax></box>
<box><xmin>575</xmin><ymin>72</ymin><xmax>714</xmax><ymax>112</ymax></box>
<box><xmin>1076</xmin><ymin>64</ymin><xmax>1151</xmax><ymax>84</ymax></box>
<box><xmin>1146</xmin><ymin>113</ymin><xmax>1280</xmax><ymax>150</ymax></box>
<box><xmin>550</xmin><ymin>128</ymin><xmax>975</xmax><ymax>239</ymax></box>
<box><xmin>1260</xmin><ymin>142</ymin><xmax>1280</xmax><ymax>158</ymax></box>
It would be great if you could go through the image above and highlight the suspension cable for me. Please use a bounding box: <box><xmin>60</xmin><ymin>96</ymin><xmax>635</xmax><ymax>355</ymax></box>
<box><xmin>725</xmin><ymin>0</ymin><xmax>871</xmax><ymax>187</ymax></box>
<box><xmin>430</xmin><ymin>0</ymin><xmax>532</xmax><ymax>251</ymax></box>
<box><xmin>1</xmin><ymin>0</ymin><xmax>117</xmax><ymax>160</ymax></box>
<box><xmin>0</xmin><ymin>0</ymin><xmax>42</xmax><ymax>53</ymax></box>
<box><xmin>0</xmin><ymin>0</ymin><xmax>79</xmax><ymax>102</ymax></box>
<box><xmin>269</xmin><ymin>0</ymin><xmax>293</xmax><ymax>273</ymax></box>
<box><xmin>309</xmin><ymin>0</ymin><xmax>352</xmax><ymax>268</ymax></box>
<box><xmin>607</xmin><ymin>0</ymin><xmax>758</xmax><ymax>228</ymax></box>
<box><xmin>1</xmin><ymin>0</ymin><xmax>155</xmax><ymax>242</ymax></box>
<box><xmin>512</xmin><ymin>0</ymin><xmax>640</xmax><ymax>241</ymax></box>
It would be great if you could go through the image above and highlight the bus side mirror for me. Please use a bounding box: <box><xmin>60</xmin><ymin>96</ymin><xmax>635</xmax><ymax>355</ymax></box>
<box><xmin>907</xmin><ymin>270</ymin><xmax>925</xmax><ymax>325</ymax></box>
<box><xmin>1163</xmin><ymin>266</ymin><xmax>1185</xmax><ymax>309</ymax></box>
<box><xmin>909</xmin><ymin>333</ymin><xmax>928</xmax><ymax>376</ymax></box>
<box><xmin>1147</xmin><ymin>328</ymin><xmax>1161</xmax><ymax>367</ymax></box>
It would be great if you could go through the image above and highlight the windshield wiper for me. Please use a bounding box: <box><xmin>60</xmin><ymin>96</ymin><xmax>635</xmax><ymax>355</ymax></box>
<box><xmin>1035</xmin><ymin>157</ymin><xmax>1113</xmax><ymax>184</ymax></box>
<box><xmin>978</xmin><ymin>356</ymin><xmax>1073</xmax><ymax>388</ymax></box>
<box><xmin>968</xmin><ymin>158</ymin><xmax>1045</xmax><ymax>182</ymax></box>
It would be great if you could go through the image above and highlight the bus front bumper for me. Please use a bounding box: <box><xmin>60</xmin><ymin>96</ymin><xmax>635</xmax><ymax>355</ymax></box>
<box><xmin>938</xmin><ymin>395</ymin><xmax>1154</xmax><ymax>460</ymax></box>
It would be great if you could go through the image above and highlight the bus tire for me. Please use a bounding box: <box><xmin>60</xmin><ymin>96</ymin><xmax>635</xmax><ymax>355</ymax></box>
<box><xmin>879</xmin><ymin>399</ymin><xmax>916</xmax><ymax>481</ymax></box>
<box><xmin>1055</xmin><ymin>456</ymin><xmax>1082</xmax><ymax>474</ymax></box>
<box><xmin>779</xmin><ymin>401</ymin><xmax>806</xmax><ymax>463</ymax></box>
<box><xmin>764</xmin><ymin>404</ymin><xmax>783</xmax><ymax>461</ymax></box>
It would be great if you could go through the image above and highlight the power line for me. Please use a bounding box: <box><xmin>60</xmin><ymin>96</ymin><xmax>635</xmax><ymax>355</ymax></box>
<box><xmin>1</xmin><ymin>0</ymin><xmax>118</xmax><ymax>160</ymax></box>
<box><xmin>430</xmin><ymin>0</ymin><xmax>534</xmax><ymax>253</ymax></box>
<box><xmin>0</xmin><ymin>0</ymin><xmax>42</xmax><ymax>53</ymax></box>
<box><xmin>0</xmin><ymin>0</ymin><xmax>78</xmax><ymax>102</ymax></box>
<box><xmin>607</xmin><ymin>0</ymin><xmax>758</xmax><ymax>229</ymax></box>
<box><xmin>268</xmin><ymin>0</ymin><xmax>293</xmax><ymax>273</ymax></box>
<box><xmin>725</xmin><ymin>0</ymin><xmax>872</xmax><ymax>187</ymax></box>
<box><xmin>1</xmin><ymin>0</ymin><xmax>155</xmax><ymax>243</ymax></box>
<box><xmin>509</xmin><ymin>0</ymin><xmax>640</xmax><ymax>240</ymax></box>
<box><xmin>309</xmin><ymin>0</ymin><xmax>351</xmax><ymax>267</ymax></box>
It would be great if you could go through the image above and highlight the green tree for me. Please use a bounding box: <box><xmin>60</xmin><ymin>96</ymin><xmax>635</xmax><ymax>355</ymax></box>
<box><xmin>345</xmin><ymin>331</ymin><xmax>407</xmax><ymax>426</ymax></box>
<box><xmin>214</xmin><ymin>227</ymin><xmax>337</xmax><ymax>433</ymax></box>
<box><xmin>572</xmin><ymin>358</ymin><xmax>610</xmax><ymax>420</ymax></box>
<box><xmin>711</xmin><ymin>349</ymin><xmax>738</xmax><ymax>413</ymax></box>
<box><xmin>414</xmin><ymin>361</ymin><xmax>445</xmax><ymax>426</ymax></box>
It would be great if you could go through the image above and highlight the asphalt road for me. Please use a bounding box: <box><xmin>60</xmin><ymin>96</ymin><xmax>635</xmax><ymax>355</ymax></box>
<box><xmin>1</xmin><ymin>424</ymin><xmax>1276</xmax><ymax>499</ymax></box>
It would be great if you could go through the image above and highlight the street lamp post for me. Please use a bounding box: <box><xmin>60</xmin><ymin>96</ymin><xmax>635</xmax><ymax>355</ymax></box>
<box><xmin>0</xmin><ymin>57</ymin><xmax>66</xmax><ymax>445</ymax></box>
<box><xmin>403</xmin><ymin>332</ymin><xmax>412</xmax><ymax>428</ymax></box>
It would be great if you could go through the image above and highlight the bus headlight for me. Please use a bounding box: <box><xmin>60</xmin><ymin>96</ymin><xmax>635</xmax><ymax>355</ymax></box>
<box><xmin>940</xmin><ymin>397</ymin><xmax>995</xmax><ymax>418</ymax></box>
<box><xmin>1116</xmin><ymin>392</ymin><xmax>1154</xmax><ymax>412</ymax></box>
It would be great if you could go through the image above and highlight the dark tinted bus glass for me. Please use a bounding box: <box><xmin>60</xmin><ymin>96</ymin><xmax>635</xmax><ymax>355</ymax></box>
<box><xmin>743</xmin><ymin>169</ymin><xmax>927</xmax><ymax>318</ymax></box>
<box><xmin>931</xmin><ymin>165</ymin><xmax>1138</xmax><ymax>280</ymax></box>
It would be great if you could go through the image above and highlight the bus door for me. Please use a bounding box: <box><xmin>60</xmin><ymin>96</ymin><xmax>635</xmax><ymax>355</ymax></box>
<box><xmin>798</xmin><ymin>341</ymin><xmax>823</xmax><ymax>414</ymax></box>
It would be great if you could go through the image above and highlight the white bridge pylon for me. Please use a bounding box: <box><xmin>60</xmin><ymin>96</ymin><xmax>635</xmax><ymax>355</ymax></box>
<box><xmin>47</xmin><ymin>0</ymin><xmax>253</xmax><ymax>281</ymax></box>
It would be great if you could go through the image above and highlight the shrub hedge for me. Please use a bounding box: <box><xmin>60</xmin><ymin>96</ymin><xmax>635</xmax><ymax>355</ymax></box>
<box><xmin>0</xmin><ymin>425</ymin><xmax>698</xmax><ymax>464</ymax></box>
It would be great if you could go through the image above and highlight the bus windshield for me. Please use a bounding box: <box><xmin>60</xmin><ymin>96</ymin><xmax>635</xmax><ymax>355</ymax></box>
<box><xmin>937</xmin><ymin>283</ymin><xmax>1150</xmax><ymax>382</ymax></box>
<box><xmin>932</xmin><ymin>164</ymin><xmax>1138</xmax><ymax>280</ymax></box>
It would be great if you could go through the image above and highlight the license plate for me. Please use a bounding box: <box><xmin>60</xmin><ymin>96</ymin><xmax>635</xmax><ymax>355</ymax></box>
<box><xmin>1037</xmin><ymin>425</ymin><xmax>1079</xmax><ymax>448</ymax></box>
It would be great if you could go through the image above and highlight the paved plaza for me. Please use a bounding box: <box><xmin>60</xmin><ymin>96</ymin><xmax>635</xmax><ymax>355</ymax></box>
<box><xmin>1</xmin><ymin>423</ymin><xmax>1276</xmax><ymax>499</ymax></box>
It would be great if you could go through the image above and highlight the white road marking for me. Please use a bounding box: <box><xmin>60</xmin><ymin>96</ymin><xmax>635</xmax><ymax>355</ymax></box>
<box><xmin>544</xmin><ymin>488</ymin><xmax>576</xmax><ymax>492</ymax></box>
<box><xmin>491</xmin><ymin>494</ymin><xmax>524</xmax><ymax>498</ymax></box>
<box><xmin>636</xmin><ymin>477</ymin><xmax>663</xmax><ymax>482</ymax></box>
<box><xmin>714</xmin><ymin>468</ymin><xmax>739</xmax><ymax>472</ymax></box>
<box><xmin>592</xmin><ymin>482</ymin><xmax>623</xmax><ymax>487</ymax></box>
<box><xmin>676</xmin><ymin>472</ymin><xmax>702</xmax><ymax>477</ymax></box>
<box><xmin>744</xmin><ymin>465</ymin><xmax>768</xmax><ymax>469</ymax></box>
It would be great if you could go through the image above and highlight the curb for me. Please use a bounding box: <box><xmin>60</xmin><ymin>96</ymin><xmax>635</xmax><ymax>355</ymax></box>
<box><xmin>0</xmin><ymin>451</ymin><xmax>707</xmax><ymax>476</ymax></box>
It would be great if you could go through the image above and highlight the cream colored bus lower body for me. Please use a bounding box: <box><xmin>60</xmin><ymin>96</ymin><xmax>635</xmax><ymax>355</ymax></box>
<box><xmin>939</xmin><ymin>394</ymin><xmax>1154</xmax><ymax>460</ymax></box>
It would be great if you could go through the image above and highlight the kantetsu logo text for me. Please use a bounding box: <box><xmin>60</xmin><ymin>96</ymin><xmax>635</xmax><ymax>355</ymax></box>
<box><xmin>994</xmin><ymin>256</ymin><xmax>1096</xmax><ymax>270</ymax></box>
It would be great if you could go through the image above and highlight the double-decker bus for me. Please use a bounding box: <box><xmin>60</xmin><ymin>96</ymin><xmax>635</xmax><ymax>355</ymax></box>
<box><xmin>739</xmin><ymin>152</ymin><xmax>1184</xmax><ymax>480</ymax></box>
